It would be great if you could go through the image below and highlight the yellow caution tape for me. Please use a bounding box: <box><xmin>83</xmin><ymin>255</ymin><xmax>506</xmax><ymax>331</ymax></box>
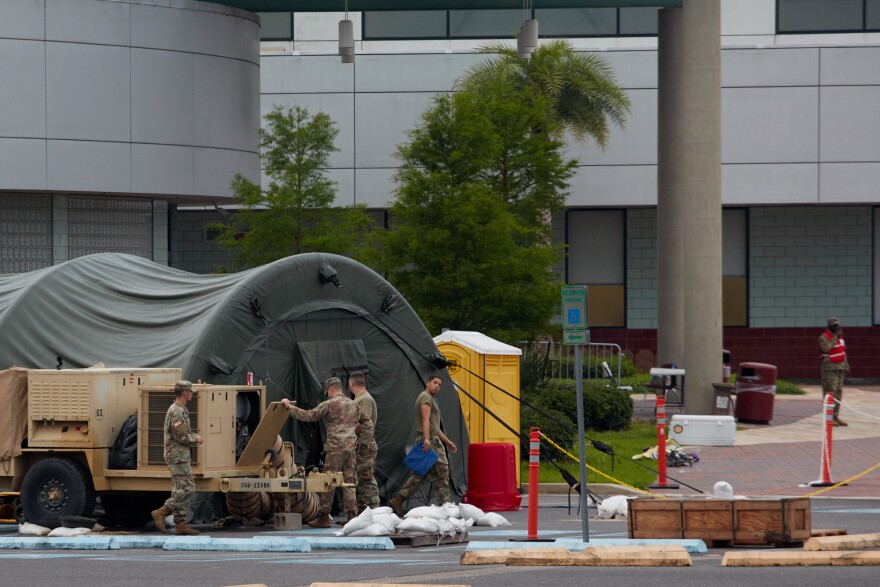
<box><xmin>802</xmin><ymin>462</ymin><xmax>880</xmax><ymax>497</ymax></box>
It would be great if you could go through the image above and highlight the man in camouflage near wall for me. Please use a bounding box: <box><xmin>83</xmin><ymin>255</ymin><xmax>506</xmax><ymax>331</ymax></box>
<box><xmin>151</xmin><ymin>380</ymin><xmax>202</xmax><ymax>535</ymax></box>
<box><xmin>349</xmin><ymin>371</ymin><xmax>380</xmax><ymax>512</ymax></box>
<box><xmin>282</xmin><ymin>377</ymin><xmax>373</xmax><ymax>527</ymax></box>
<box><xmin>819</xmin><ymin>316</ymin><xmax>850</xmax><ymax>426</ymax></box>
<box><xmin>388</xmin><ymin>375</ymin><xmax>457</xmax><ymax>515</ymax></box>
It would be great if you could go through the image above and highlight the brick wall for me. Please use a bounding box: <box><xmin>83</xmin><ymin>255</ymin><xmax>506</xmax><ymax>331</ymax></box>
<box><xmin>590</xmin><ymin>326</ymin><xmax>880</xmax><ymax>380</ymax></box>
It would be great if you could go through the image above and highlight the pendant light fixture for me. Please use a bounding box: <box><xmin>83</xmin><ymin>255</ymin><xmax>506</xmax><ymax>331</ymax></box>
<box><xmin>339</xmin><ymin>1</ymin><xmax>354</xmax><ymax>64</ymax></box>
<box><xmin>517</xmin><ymin>0</ymin><xmax>538</xmax><ymax>60</ymax></box>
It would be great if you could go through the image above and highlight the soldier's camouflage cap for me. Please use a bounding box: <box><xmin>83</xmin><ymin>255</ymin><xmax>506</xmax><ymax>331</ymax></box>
<box><xmin>324</xmin><ymin>376</ymin><xmax>342</xmax><ymax>390</ymax></box>
<box><xmin>174</xmin><ymin>380</ymin><xmax>193</xmax><ymax>392</ymax></box>
<box><xmin>827</xmin><ymin>316</ymin><xmax>840</xmax><ymax>327</ymax></box>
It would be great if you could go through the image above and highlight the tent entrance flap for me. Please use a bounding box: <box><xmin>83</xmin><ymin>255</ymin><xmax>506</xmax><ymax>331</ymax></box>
<box><xmin>293</xmin><ymin>340</ymin><xmax>369</xmax><ymax>393</ymax></box>
<box><xmin>290</xmin><ymin>340</ymin><xmax>369</xmax><ymax>467</ymax></box>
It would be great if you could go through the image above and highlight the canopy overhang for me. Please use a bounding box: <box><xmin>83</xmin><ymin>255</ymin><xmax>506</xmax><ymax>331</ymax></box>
<box><xmin>208</xmin><ymin>1</ymin><xmax>682</xmax><ymax>13</ymax></box>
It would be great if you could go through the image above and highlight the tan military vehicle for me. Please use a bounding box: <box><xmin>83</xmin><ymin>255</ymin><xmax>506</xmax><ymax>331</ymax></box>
<box><xmin>0</xmin><ymin>367</ymin><xmax>339</xmax><ymax>528</ymax></box>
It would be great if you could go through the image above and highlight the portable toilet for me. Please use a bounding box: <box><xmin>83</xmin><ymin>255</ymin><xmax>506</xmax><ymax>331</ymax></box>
<box><xmin>433</xmin><ymin>331</ymin><xmax>522</xmax><ymax>485</ymax></box>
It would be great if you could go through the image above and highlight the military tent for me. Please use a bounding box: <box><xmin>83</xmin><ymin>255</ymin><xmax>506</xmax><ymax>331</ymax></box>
<box><xmin>0</xmin><ymin>252</ymin><xmax>468</xmax><ymax>499</ymax></box>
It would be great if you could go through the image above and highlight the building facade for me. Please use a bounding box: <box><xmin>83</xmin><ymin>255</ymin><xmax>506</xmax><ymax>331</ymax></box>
<box><xmin>2</xmin><ymin>1</ymin><xmax>878</xmax><ymax>377</ymax></box>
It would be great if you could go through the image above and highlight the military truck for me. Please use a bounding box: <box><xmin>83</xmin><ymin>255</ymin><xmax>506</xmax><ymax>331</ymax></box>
<box><xmin>0</xmin><ymin>367</ymin><xmax>340</xmax><ymax>528</ymax></box>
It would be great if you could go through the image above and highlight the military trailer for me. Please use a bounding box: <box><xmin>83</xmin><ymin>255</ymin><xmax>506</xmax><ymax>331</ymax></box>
<box><xmin>1</xmin><ymin>368</ymin><xmax>340</xmax><ymax>528</ymax></box>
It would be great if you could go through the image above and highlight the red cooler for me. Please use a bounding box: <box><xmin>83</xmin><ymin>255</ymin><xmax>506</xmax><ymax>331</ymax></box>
<box><xmin>462</xmin><ymin>442</ymin><xmax>521</xmax><ymax>511</ymax></box>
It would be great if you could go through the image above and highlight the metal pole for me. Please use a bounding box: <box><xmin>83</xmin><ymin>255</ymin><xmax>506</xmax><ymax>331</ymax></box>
<box><xmin>574</xmin><ymin>344</ymin><xmax>589</xmax><ymax>542</ymax></box>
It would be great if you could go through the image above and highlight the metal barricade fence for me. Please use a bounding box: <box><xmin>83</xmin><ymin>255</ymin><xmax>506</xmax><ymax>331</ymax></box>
<box><xmin>518</xmin><ymin>340</ymin><xmax>625</xmax><ymax>384</ymax></box>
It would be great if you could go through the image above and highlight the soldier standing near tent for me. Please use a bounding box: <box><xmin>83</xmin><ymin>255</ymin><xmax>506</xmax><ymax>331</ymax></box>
<box><xmin>151</xmin><ymin>380</ymin><xmax>202</xmax><ymax>536</ymax></box>
<box><xmin>349</xmin><ymin>371</ymin><xmax>380</xmax><ymax>511</ymax></box>
<box><xmin>281</xmin><ymin>377</ymin><xmax>372</xmax><ymax>527</ymax></box>
<box><xmin>388</xmin><ymin>375</ymin><xmax>457</xmax><ymax>515</ymax></box>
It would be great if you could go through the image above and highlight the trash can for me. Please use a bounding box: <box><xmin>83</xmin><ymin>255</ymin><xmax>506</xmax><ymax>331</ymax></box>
<box><xmin>462</xmin><ymin>442</ymin><xmax>521</xmax><ymax>511</ymax></box>
<box><xmin>712</xmin><ymin>382</ymin><xmax>736</xmax><ymax>415</ymax></box>
<box><xmin>734</xmin><ymin>362</ymin><xmax>777</xmax><ymax>424</ymax></box>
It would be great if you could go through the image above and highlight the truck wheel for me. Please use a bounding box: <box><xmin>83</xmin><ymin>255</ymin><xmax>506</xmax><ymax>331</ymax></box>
<box><xmin>20</xmin><ymin>458</ymin><xmax>96</xmax><ymax>528</ymax></box>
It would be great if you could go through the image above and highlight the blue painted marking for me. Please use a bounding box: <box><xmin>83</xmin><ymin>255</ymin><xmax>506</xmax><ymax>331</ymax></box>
<box><xmin>269</xmin><ymin>557</ymin><xmax>435</xmax><ymax>565</ymax></box>
<box><xmin>813</xmin><ymin>508</ymin><xmax>880</xmax><ymax>514</ymax></box>
<box><xmin>470</xmin><ymin>529</ymin><xmax>576</xmax><ymax>537</ymax></box>
<box><xmin>555</xmin><ymin>538</ymin><xmax>707</xmax><ymax>553</ymax></box>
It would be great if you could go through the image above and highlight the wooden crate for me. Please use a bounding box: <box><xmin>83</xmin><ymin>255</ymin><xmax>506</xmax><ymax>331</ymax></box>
<box><xmin>628</xmin><ymin>497</ymin><xmax>811</xmax><ymax>546</ymax></box>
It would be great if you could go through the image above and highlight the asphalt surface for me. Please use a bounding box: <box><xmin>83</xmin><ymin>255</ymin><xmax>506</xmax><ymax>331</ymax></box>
<box><xmin>0</xmin><ymin>384</ymin><xmax>877</xmax><ymax>586</ymax></box>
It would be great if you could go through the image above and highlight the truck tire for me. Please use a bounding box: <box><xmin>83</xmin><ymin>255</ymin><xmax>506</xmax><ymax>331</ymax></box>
<box><xmin>20</xmin><ymin>457</ymin><xmax>96</xmax><ymax>528</ymax></box>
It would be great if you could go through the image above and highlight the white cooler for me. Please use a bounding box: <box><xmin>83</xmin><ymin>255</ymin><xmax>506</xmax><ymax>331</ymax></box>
<box><xmin>668</xmin><ymin>415</ymin><xmax>735</xmax><ymax>446</ymax></box>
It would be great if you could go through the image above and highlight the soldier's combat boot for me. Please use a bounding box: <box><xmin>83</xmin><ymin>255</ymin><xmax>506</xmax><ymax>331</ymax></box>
<box><xmin>388</xmin><ymin>494</ymin><xmax>405</xmax><ymax>516</ymax></box>
<box><xmin>151</xmin><ymin>506</ymin><xmax>171</xmax><ymax>533</ymax></box>
<box><xmin>173</xmin><ymin>516</ymin><xmax>200</xmax><ymax>536</ymax></box>
<box><xmin>833</xmin><ymin>416</ymin><xmax>848</xmax><ymax>426</ymax></box>
<box><xmin>307</xmin><ymin>512</ymin><xmax>331</xmax><ymax>528</ymax></box>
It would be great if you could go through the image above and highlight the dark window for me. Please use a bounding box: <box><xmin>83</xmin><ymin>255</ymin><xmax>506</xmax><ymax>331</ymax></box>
<box><xmin>258</xmin><ymin>12</ymin><xmax>293</xmax><ymax>41</ymax></box>
<box><xmin>620</xmin><ymin>7</ymin><xmax>660</xmax><ymax>35</ymax></box>
<box><xmin>362</xmin><ymin>8</ymin><xmax>660</xmax><ymax>40</ymax></box>
<box><xmin>868</xmin><ymin>0</ymin><xmax>880</xmax><ymax>29</ymax></box>
<box><xmin>363</xmin><ymin>10</ymin><xmax>447</xmax><ymax>39</ymax></box>
<box><xmin>778</xmin><ymin>0</ymin><xmax>865</xmax><ymax>33</ymax></box>
<box><xmin>449</xmin><ymin>9</ymin><xmax>521</xmax><ymax>38</ymax></box>
<box><xmin>535</xmin><ymin>8</ymin><xmax>616</xmax><ymax>37</ymax></box>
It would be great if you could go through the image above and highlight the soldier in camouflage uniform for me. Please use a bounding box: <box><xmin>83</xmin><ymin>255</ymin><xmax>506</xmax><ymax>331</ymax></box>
<box><xmin>151</xmin><ymin>380</ymin><xmax>202</xmax><ymax>535</ymax></box>
<box><xmin>819</xmin><ymin>316</ymin><xmax>850</xmax><ymax>426</ymax></box>
<box><xmin>388</xmin><ymin>375</ymin><xmax>457</xmax><ymax>515</ymax></box>
<box><xmin>281</xmin><ymin>377</ymin><xmax>373</xmax><ymax>528</ymax></box>
<box><xmin>349</xmin><ymin>371</ymin><xmax>380</xmax><ymax>512</ymax></box>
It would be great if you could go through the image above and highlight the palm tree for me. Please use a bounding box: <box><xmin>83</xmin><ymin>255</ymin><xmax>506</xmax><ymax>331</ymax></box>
<box><xmin>460</xmin><ymin>39</ymin><xmax>631</xmax><ymax>147</ymax></box>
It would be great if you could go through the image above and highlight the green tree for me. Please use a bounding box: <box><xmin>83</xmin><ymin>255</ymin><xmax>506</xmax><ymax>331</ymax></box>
<box><xmin>382</xmin><ymin>82</ymin><xmax>575</xmax><ymax>341</ymax></box>
<box><xmin>212</xmin><ymin>106</ymin><xmax>376</xmax><ymax>270</ymax></box>
<box><xmin>461</xmin><ymin>39</ymin><xmax>631</xmax><ymax>146</ymax></box>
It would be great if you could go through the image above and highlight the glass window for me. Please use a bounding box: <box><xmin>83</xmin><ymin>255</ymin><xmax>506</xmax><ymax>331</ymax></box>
<box><xmin>868</xmin><ymin>0</ymin><xmax>880</xmax><ymax>29</ymax></box>
<box><xmin>778</xmin><ymin>0</ymin><xmax>863</xmax><ymax>33</ymax></box>
<box><xmin>535</xmin><ymin>8</ymin><xmax>616</xmax><ymax>37</ymax></box>
<box><xmin>363</xmin><ymin>10</ymin><xmax>447</xmax><ymax>39</ymax></box>
<box><xmin>722</xmin><ymin>209</ymin><xmax>748</xmax><ymax>327</ymax></box>
<box><xmin>567</xmin><ymin>210</ymin><xmax>625</xmax><ymax>328</ymax></box>
<box><xmin>258</xmin><ymin>12</ymin><xmax>292</xmax><ymax>41</ymax></box>
<box><xmin>449</xmin><ymin>9</ymin><xmax>521</xmax><ymax>38</ymax></box>
<box><xmin>619</xmin><ymin>7</ymin><xmax>659</xmax><ymax>35</ymax></box>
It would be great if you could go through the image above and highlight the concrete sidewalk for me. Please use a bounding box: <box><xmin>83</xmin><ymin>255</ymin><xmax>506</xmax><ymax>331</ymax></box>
<box><xmin>648</xmin><ymin>384</ymin><xmax>880</xmax><ymax>498</ymax></box>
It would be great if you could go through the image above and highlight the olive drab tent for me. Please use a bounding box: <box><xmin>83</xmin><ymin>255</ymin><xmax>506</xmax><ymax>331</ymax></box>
<box><xmin>0</xmin><ymin>252</ymin><xmax>468</xmax><ymax>498</ymax></box>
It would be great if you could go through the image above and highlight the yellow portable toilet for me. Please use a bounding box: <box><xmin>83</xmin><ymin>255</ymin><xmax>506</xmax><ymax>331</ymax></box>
<box><xmin>433</xmin><ymin>330</ymin><xmax>522</xmax><ymax>484</ymax></box>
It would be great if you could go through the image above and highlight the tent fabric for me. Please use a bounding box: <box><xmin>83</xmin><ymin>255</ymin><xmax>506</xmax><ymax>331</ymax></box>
<box><xmin>0</xmin><ymin>366</ymin><xmax>28</xmax><ymax>459</ymax></box>
<box><xmin>0</xmin><ymin>253</ymin><xmax>469</xmax><ymax>498</ymax></box>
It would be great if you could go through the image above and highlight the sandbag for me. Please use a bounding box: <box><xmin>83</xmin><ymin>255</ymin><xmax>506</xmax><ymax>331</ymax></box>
<box><xmin>396</xmin><ymin>517</ymin><xmax>440</xmax><ymax>534</ymax></box>
<box><xmin>475</xmin><ymin>512</ymin><xmax>511</xmax><ymax>527</ymax></box>
<box><xmin>347</xmin><ymin>523</ymin><xmax>391</xmax><ymax>537</ymax></box>
<box><xmin>48</xmin><ymin>526</ymin><xmax>91</xmax><ymax>537</ymax></box>
<box><xmin>371</xmin><ymin>513</ymin><xmax>401</xmax><ymax>532</ymax></box>
<box><xmin>458</xmin><ymin>503</ymin><xmax>485</xmax><ymax>521</ymax></box>
<box><xmin>595</xmin><ymin>495</ymin><xmax>631</xmax><ymax>520</ymax></box>
<box><xmin>404</xmin><ymin>505</ymin><xmax>448</xmax><ymax>519</ymax></box>
<box><xmin>340</xmin><ymin>506</ymin><xmax>372</xmax><ymax>535</ymax></box>
<box><xmin>19</xmin><ymin>523</ymin><xmax>51</xmax><ymax>536</ymax></box>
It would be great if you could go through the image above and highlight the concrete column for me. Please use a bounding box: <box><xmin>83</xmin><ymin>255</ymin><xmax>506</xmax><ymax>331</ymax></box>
<box><xmin>657</xmin><ymin>0</ymin><xmax>722</xmax><ymax>415</ymax></box>
<box><xmin>656</xmin><ymin>8</ymin><xmax>686</xmax><ymax>369</ymax></box>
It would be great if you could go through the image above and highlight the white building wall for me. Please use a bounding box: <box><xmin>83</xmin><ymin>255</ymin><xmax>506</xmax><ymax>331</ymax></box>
<box><xmin>0</xmin><ymin>0</ymin><xmax>261</xmax><ymax>201</ymax></box>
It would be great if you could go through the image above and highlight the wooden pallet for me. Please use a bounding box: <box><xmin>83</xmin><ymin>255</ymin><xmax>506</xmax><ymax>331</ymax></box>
<box><xmin>391</xmin><ymin>533</ymin><xmax>469</xmax><ymax>548</ymax></box>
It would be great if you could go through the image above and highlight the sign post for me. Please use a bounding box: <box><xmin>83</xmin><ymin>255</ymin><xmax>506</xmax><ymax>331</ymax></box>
<box><xmin>561</xmin><ymin>285</ymin><xmax>589</xmax><ymax>543</ymax></box>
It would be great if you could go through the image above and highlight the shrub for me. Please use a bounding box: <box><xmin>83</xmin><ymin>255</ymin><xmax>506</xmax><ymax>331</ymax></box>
<box><xmin>520</xmin><ymin>379</ymin><xmax>633</xmax><ymax>459</ymax></box>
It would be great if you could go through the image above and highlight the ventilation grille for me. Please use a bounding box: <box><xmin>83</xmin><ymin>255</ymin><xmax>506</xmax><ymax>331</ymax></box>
<box><xmin>145</xmin><ymin>390</ymin><xmax>199</xmax><ymax>466</ymax></box>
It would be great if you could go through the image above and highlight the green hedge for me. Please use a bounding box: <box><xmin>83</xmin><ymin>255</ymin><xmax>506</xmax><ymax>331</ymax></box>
<box><xmin>520</xmin><ymin>379</ymin><xmax>633</xmax><ymax>459</ymax></box>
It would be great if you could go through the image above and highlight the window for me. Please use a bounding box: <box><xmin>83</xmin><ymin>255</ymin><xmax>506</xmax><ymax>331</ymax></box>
<box><xmin>258</xmin><ymin>12</ymin><xmax>293</xmax><ymax>41</ymax></box>
<box><xmin>566</xmin><ymin>210</ymin><xmax>625</xmax><ymax>328</ymax></box>
<box><xmin>722</xmin><ymin>208</ymin><xmax>748</xmax><ymax>327</ymax></box>
<box><xmin>777</xmin><ymin>0</ymin><xmax>875</xmax><ymax>33</ymax></box>
<box><xmin>363</xmin><ymin>7</ymin><xmax>658</xmax><ymax>40</ymax></box>
<box><xmin>363</xmin><ymin>10</ymin><xmax>447</xmax><ymax>39</ymax></box>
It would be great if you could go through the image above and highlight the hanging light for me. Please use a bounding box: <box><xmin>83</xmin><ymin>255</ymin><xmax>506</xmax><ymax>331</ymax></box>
<box><xmin>339</xmin><ymin>1</ymin><xmax>354</xmax><ymax>63</ymax></box>
<box><xmin>517</xmin><ymin>1</ymin><xmax>538</xmax><ymax>60</ymax></box>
